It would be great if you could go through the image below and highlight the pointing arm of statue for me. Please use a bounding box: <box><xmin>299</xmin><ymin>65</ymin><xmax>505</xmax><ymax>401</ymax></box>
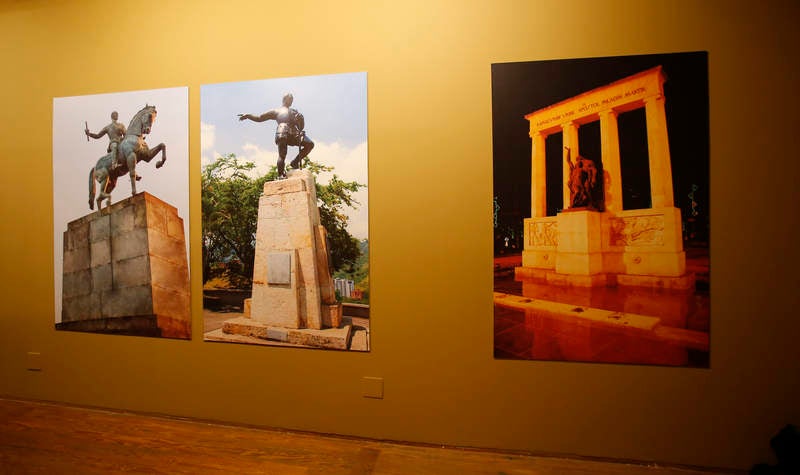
<box><xmin>238</xmin><ymin>110</ymin><xmax>278</xmax><ymax>123</ymax></box>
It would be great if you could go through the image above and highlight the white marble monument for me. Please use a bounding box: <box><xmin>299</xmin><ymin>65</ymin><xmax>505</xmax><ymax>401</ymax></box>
<box><xmin>518</xmin><ymin>66</ymin><xmax>694</xmax><ymax>289</ymax></box>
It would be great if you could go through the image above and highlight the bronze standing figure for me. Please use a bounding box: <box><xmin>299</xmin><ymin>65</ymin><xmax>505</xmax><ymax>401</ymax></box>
<box><xmin>565</xmin><ymin>146</ymin><xmax>599</xmax><ymax>209</ymax></box>
<box><xmin>238</xmin><ymin>93</ymin><xmax>314</xmax><ymax>178</ymax></box>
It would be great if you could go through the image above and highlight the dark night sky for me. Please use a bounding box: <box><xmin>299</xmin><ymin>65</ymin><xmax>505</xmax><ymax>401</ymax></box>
<box><xmin>491</xmin><ymin>52</ymin><xmax>709</xmax><ymax>231</ymax></box>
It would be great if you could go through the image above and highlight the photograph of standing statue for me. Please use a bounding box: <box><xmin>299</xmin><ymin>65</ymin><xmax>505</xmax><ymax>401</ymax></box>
<box><xmin>201</xmin><ymin>72</ymin><xmax>369</xmax><ymax>351</ymax></box>
<box><xmin>53</xmin><ymin>87</ymin><xmax>190</xmax><ymax>339</ymax></box>
<box><xmin>492</xmin><ymin>52</ymin><xmax>710</xmax><ymax>367</ymax></box>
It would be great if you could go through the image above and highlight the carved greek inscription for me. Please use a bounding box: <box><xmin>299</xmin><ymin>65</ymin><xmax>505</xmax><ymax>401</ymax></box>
<box><xmin>609</xmin><ymin>215</ymin><xmax>664</xmax><ymax>247</ymax></box>
<box><xmin>535</xmin><ymin>115</ymin><xmax>562</xmax><ymax>127</ymax></box>
<box><xmin>625</xmin><ymin>87</ymin><xmax>646</xmax><ymax>97</ymax></box>
<box><xmin>532</xmin><ymin>87</ymin><xmax>648</xmax><ymax>128</ymax></box>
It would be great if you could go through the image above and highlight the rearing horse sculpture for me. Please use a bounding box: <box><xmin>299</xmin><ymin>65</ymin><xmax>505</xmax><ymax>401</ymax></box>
<box><xmin>88</xmin><ymin>105</ymin><xmax>166</xmax><ymax>210</ymax></box>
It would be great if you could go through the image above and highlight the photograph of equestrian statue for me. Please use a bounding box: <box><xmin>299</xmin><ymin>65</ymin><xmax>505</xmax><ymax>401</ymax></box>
<box><xmin>53</xmin><ymin>87</ymin><xmax>190</xmax><ymax>339</ymax></box>
<box><xmin>491</xmin><ymin>52</ymin><xmax>710</xmax><ymax>367</ymax></box>
<box><xmin>200</xmin><ymin>72</ymin><xmax>369</xmax><ymax>351</ymax></box>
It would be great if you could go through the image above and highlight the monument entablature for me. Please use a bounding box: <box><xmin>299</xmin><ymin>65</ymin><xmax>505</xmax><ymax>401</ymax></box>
<box><xmin>525</xmin><ymin>66</ymin><xmax>665</xmax><ymax>137</ymax></box>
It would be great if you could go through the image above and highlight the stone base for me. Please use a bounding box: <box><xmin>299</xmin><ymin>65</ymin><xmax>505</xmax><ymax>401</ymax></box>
<box><xmin>59</xmin><ymin>192</ymin><xmax>190</xmax><ymax>339</ymax></box>
<box><xmin>220</xmin><ymin>316</ymin><xmax>352</xmax><ymax>350</ymax></box>
<box><xmin>515</xmin><ymin>266</ymin><xmax>549</xmax><ymax>282</ymax></box>
<box><xmin>204</xmin><ymin>328</ymin><xmax>307</xmax><ymax>348</ymax></box>
<box><xmin>349</xmin><ymin>327</ymin><xmax>369</xmax><ymax>352</ymax></box>
<box><xmin>493</xmin><ymin>291</ymin><xmax>704</xmax><ymax>366</ymax></box>
<box><xmin>617</xmin><ymin>273</ymin><xmax>696</xmax><ymax>291</ymax></box>
<box><xmin>55</xmin><ymin>315</ymin><xmax>161</xmax><ymax>337</ymax></box>
<box><xmin>517</xmin><ymin>266</ymin><xmax>695</xmax><ymax>291</ymax></box>
<box><xmin>495</xmin><ymin>291</ymin><xmax>662</xmax><ymax>330</ymax></box>
<box><xmin>520</xmin><ymin>207</ymin><xmax>693</xmax><ymax>291</ymax></box>
<box><xmin>243</xmin><ymin>298</ymin><xmax>342</xmax><ymax>329</ymax></box>
<box><xmin>521</xmin><ymin>249</ymin><xmax>556</xmax><ymax>269</ymax></box>
<box><xmin>321</xmin><ymin>303</ymin><xmax>343</xmax><ymax>328</ymax></box>
<box><xmin>547</xmin><ymin>272</ymin><xmax>611</xmax><ymax>288</ymax></box>
<box><xmin>251</xmin><ymin>170</ymin><xmax>337</xmax><ymax>331</ymax></box>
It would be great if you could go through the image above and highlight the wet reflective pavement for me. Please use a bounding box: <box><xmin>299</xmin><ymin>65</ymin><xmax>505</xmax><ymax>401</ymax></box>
<box><xmin>493</xmin><ymin>249</ymin><xmax>710</xmax><ymax>367</ymax></box>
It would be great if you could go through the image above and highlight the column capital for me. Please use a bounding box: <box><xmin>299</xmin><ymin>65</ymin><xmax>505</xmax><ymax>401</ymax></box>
<box><xmin>599</xmin><ymin>108</ymin><xmax>618</xmax><ymax>119</ymax></box>
<box><xmin>529</xmin><ymin>129</ymin><xmax>547</xmax><ymax>139</ymax></box>
<box><xmin>643</xmin><ymin>93</ymin><xmax>665</xmax><ymax>104</ymax></box>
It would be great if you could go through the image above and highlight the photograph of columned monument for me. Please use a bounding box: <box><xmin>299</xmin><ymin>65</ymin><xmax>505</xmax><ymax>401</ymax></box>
<box><xmin>200</xmin><ymin>72</ymin><xmax>370</xmax><ymax>351</ymax></box>
<box><xmin>492</xmin><ymin>52</ymin><xmax>709</xmax><ymax>367</ymax></box>
<box><xmin>53</xmin><ymin>87</ymin><xmax>190</xmax><ymax>339</ymax></box>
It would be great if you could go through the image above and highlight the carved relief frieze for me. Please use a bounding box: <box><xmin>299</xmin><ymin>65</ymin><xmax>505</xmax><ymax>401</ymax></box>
<box><xmin>609</xmin><ymin>215</ymin><xmax>664</xmax><ymax>247</ymax></box>
<box><xmin>529</xmin><ymin>220</ymin><xmax>558</xmax><ymax>247</ymax></box>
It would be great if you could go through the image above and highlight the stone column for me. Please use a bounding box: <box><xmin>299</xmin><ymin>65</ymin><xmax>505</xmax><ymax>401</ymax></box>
<box><xmin>599</xmin><ymin>109</ymin><xmax>623</xmax><ymax>213</ymax></box>
<box><xmin>562</xmin><ymin>122</ymin><xmax>580</xmax><ymax>209</ymax></box>
<box><xmin>530</xmin><ymin>130</ymin><xmax>547</xmax><ymax>218</ymax></box>
<box><xmin>644</xmin><ymin>94</ymin><xmax>674</xmax><ymax>208</ymax></box>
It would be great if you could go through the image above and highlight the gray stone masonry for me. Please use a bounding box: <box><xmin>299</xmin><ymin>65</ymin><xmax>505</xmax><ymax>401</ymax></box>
<box><xmin>59</xmin><ymin>192</ymin><xmax>190</xmax><ymax>339</ymax></box>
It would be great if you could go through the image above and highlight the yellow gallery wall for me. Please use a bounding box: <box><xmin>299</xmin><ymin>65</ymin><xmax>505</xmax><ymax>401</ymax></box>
<box><xmin>1</xmin><ymin>0</ymin><xmax>798</xmax><ymax>470</ymax></box>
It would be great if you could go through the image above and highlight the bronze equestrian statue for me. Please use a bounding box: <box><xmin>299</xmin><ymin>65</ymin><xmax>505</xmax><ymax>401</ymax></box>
<box><xmin>88</xmin><ymin>105</ymin><xmax>166</xmax><ymax>210</ymax></box>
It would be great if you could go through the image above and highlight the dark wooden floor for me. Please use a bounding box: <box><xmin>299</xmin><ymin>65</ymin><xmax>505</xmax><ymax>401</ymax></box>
<box><xmin>0</xmin><ymin>398</ymin><xmax>741</xmax><ymax>474</ymax></box>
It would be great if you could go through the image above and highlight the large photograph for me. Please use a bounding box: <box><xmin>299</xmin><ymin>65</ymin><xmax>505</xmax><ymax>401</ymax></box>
<box><xmin>53</xmin><ymin>87</ymin><xmax>190</xmax><ymax>339</ymax></box>
<box><xmin>492</xmin><ymin>52</ymin><xmax>709</xmax><ymax>367</ymax></box>
<box><xmin>201</xmin><ymin>72</ymin><xmax>369</xmax><ymax>351</ymax></box>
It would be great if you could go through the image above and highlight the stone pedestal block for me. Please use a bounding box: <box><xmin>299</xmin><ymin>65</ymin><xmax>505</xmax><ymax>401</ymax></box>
<box><xmin>58</xmin><ymin>193</ymin><xmax>190</xmax><ymax>339</ymax></box>
<box><xmin>247</xmin><ymin>169</ymin><xmax>341</xmax><ymax>331</ymax></box>
<box><xmin>518</xmin><ymin>207</ymin><xmax>693</xmax><ymax>289</ymax></box>
<box><xmin>555</xmin><ymin>210</ymin><xmax>604</xmax><ymax>276</ymax></box>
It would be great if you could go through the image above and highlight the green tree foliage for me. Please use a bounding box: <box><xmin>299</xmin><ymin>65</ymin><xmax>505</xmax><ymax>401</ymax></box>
<box><xmin>201</xmin><ymin>154</ymin><xmax>265</xmax><ymax>287</ymax></box>
<box><xmin>202</xmin><ymin>154</ymin><xmax>364</xmax><ymax>287</ymax></box>
<box><xmin>334</xmin><ymin>239</ymin><xmax>369</xmax><ymax>303</ymax></box>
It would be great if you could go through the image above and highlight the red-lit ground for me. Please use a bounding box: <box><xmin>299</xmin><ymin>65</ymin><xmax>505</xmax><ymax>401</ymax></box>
<box><xmin>493</xmin><ymin>248</ymin><xmax>710</xmax><ymax>367</ymax></box>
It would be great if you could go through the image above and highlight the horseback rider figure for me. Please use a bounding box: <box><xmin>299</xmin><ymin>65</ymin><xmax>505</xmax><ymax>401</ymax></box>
<box><xmin>85</xmin><ymin>111</ymin><xmax>127</xmax><ymax>172</ymax></box>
